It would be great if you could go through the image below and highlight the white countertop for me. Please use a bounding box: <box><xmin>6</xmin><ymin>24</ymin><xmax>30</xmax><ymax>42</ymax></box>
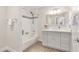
<box><xmin>42</xmin><ymin>27</ymin><xmax>72</xmax><ymax>33</ymax></box>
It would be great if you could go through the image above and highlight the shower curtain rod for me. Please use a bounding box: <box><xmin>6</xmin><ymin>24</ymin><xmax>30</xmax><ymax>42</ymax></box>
<box><xmin>22</xmin><ymin>15</ymin><xmax>38</xmax><ymax>19</ymax></box>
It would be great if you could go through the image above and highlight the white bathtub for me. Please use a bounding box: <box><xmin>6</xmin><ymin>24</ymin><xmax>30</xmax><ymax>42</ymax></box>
<box><xmin>22</xmin><ymin>32</ymin><xmax>38</xmax><ymax>51</ymax></box>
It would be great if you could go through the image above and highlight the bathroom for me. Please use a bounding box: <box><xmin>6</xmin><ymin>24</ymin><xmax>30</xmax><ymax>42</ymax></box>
<box><xmin>0</xmin><ymin>6</ymin><xmax>79</xmax><ymax>52</ymax></box>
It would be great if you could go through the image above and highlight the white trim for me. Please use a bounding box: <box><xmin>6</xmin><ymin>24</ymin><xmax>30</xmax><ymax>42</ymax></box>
<box><xmin>0</xmin><ymin>46</ymin><xmax>16</xmax><ymax>52</ymax></box>
<box><xmin>0</xmin><ymin>47</ymin><xmax>8</xmax><ymax>52</ymax></box>
<box><xmin>5</xmin><ymin>47</ymin><xmax>16</xmax><ymax>52</ymax></box>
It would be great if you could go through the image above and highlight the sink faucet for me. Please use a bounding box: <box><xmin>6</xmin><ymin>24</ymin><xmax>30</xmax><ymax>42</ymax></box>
<box><xmin>58</xmin><ymin>20</ymin><xmax>64</xmax><ymax>29</ymax></box>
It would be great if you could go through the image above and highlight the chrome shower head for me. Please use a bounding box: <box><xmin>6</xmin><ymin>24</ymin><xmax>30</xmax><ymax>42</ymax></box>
<box><xmin>30</xmin><ymin>11</ymin><xmax>34</xmax><ymax>16</ymax></box>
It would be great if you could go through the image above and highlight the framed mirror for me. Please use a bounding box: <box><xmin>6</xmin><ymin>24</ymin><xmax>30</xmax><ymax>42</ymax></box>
<box><xmin>46</xmin><ymin>11</ymin><xmax>69</xmax><ymax>28</ymax></box>
<box><xmin>46</xmin><ymin>14</ymin><xmax>57</xmax><ymax>27</ymax></box>
<box><xmin>57</xmin><ymin>12</ymin><xmax>69</xmax><ymax>27</ymax></box>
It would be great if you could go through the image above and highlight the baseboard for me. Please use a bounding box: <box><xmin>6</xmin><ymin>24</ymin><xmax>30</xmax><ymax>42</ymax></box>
<box><xmin>0</xmin><ymin>47</ymin><xmax>8</xmax><ymax>52</ymax></box>
<box><xmin>0</xmin><ymin>46</ymin><xmax>16</xmax><ymax>52</ymax></box>
<box><xmin>6</xmin><ymin>47</ymin><xmax>17</xmax><ymax>52</ymax></box>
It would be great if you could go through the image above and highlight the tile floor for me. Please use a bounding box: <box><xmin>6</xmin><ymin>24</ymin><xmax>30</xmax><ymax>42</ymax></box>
<box><xmin>23</xmin><ymin>42</ymin><xmax>61</xmax><ymax>52</ymax></box>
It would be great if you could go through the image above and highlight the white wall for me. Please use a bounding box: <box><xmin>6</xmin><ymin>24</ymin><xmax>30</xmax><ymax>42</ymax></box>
<box><xmin>0</xmin><ymin>7</ymin><xmax>7</xmax><ymax>50</ymax></box>
<box><xmin>5</xmin><ymin>6</ymin><xmax>39</xmax><ymax>51</ymax></box>
<box><xmin>6</xmin><ymin>7</ymin><xmax>22</xmax><ymax>51</ymax></box>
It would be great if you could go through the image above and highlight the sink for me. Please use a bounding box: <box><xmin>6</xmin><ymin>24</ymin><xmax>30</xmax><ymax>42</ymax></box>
<box><xmin>60</xmin><ymin>28</ymin><xmax>71</xmax><ymax>32</ymax></box>
<box><xmin>43</xmin><ymin>26</ymin><xmax>72</xmax><ymax>32</ymax></box>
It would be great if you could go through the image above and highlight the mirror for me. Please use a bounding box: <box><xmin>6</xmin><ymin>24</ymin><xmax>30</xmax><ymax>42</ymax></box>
<box><xmin>57</xmin><ymin>12</ymin><xmax>69</xmax><ymax>27</ymax></box>
<box><xmin>46</xmin><ymin>15</ymin><xmax>57</xmax><ymax>27</ymax></box>
<box><xmin>46</xmin><ymin>11</ymin><xmax>69</xmax><ymax>28</ymax></box>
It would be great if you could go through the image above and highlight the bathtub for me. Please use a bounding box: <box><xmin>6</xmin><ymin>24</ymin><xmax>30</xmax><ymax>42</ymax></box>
<box><xmin>22</xmin><ymin>31</ymin><xmax>38</xmax><ymax>51</ymax></box>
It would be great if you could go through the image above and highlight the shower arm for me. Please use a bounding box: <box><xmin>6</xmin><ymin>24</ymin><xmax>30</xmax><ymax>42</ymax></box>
<box><xmin>30</xmin><ymin>11</ymin><xmax>35</xmax><ymax>24</ymax></box>
<box><xmin>22</xmin><ymin>11</ymin><xmax>38</xmax><ymax>24</ymax></box>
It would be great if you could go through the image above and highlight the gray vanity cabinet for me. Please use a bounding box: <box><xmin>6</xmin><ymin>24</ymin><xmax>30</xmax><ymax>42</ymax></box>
<box><xmin>42</xmin><ymin>31</ymin><xmax>71</xmax><ymax>51</ymax></box>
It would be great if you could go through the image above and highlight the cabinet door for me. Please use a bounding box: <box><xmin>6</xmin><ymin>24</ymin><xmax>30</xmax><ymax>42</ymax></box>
<box><xmin>48</xmin><ymin>32</ymin><xmax>60</xmax><ymax>49</ymax></box>
<box><xmin>42</xmin><ymin>31</ymin><xmax>48</xmax><ymax>46</ymax></box>
<box><xmin>60</xmin><ymin>32</ymin><xmax>71</xmax><ymax>51</ymax></box>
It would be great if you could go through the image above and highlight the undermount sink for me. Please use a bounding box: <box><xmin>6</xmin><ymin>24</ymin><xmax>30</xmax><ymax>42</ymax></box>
<box><xmin>59</xmin><ymin>27</ymin><xmax>71</xmax><ymax>32</ymax></box>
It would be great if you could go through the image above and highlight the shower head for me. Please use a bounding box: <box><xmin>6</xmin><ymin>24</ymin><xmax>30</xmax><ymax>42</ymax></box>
<box><xmin>30</xmin><ymin>11</ymin><xmax>33</xmax><ymax>14</ymax></box>
<box><xmin>30</xmin><ymin>11</ymin><xmax>34</xmax><ymax>17</ymax></box>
